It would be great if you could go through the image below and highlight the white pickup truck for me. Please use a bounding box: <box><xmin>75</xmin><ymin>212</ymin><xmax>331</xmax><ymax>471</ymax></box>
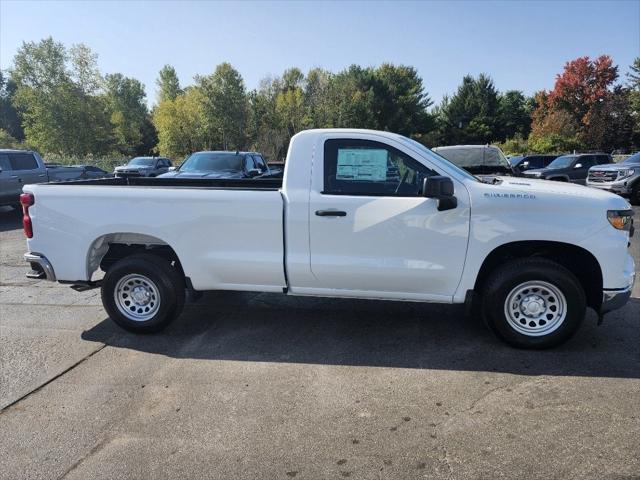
<box><xmin>21</xmin><ymin>129</ymin><xmax>635</xmax><ymax>348</ymax></box>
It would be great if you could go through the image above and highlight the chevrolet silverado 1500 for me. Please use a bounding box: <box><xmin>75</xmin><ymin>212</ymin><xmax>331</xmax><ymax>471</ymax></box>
<box><xmin>21</xmin><ymin>129</ymin><xmax>636</xmax><ymax>348</ymax></box>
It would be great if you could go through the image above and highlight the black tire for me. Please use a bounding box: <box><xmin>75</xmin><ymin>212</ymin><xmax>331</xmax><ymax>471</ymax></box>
<box><xmin>481</xmin><ymin>258</ymin><xmax>586</xmax><ymax>349</ymax></box>
<box><xmin>101</xmin><ymin>253</ymin><xmax>185</xmax><ymax>333</ymax></box>
<box><xmin>630</xmin><ymin>184</ymin><xmax>640</xmax><ymax>206</ymax></box>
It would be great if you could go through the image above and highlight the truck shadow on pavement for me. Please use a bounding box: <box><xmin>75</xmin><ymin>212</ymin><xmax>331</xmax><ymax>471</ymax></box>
<box><xmin>82</xmin><ymin>291</ymin><xmax>640</xmax><ymax>379</ymax></box>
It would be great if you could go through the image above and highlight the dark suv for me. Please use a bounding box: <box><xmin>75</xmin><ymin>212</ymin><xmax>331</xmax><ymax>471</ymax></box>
<box><xmin>509</xmin><ymin>154</ymin><xmax>558</xmax><ymax>176</ymax></box>
<box><xmin>522</xmin><ymin>153</ymin><xmax>612</xmax><ymax>184</ymax></box>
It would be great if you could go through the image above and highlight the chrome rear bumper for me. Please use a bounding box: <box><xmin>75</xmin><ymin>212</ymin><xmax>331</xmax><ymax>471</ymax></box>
<box><xmin>24</xmin><ymin>253</ymin><xmax>57</xmax><ymax>282</ymax></box>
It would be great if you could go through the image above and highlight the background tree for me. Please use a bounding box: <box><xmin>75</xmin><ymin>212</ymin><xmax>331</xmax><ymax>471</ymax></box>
<box><xmin>104</xmin><ymin>73</ymin><xmax>150</xmax><ymax>155</ymax></box>
<box><xmin>0</xmin><ymin>71</ymin><xmax>24</xmax><ymax>142</ymax></box>
<box><xmin>197</xmin><ymin>63</ymin><xmax>248</xmax><ymax>150</ymax></box>
<box><xmin>153</xmin><ymin>87</ymin><xmax>208</xmax><ymax>158</ymax></box>
<box><xmin>496</xmin><ymin>90</ymin><xmax>533</xmax><ymax>141</ymax></box>
<box><xmin>156</xmin><ymin>65</ymin><xmax>181</xmax><ymax>103</ymax></box>
<box><xmin>438</xmin><ymin>74</ymin><xmax>499</xmax><ymax>144</ymax></box>
<box><xmin>10</xmin><ymin>38</ymin><xmax>112</xmax><ymax>155</ymax></box>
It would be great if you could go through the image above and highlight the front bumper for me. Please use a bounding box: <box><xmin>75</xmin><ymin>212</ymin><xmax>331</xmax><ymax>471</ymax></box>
<box><xmin>24</xmin><ymin>253</ymin><xmax>57</xmax><ymax>281</ymax></box>
<box><xmin>601</xmin><ymin>255</ymin><xmax>635</xmax><ymax>314</ymax></box>
<box><xmin>586</xmin><ymin>182</ymin><xmax>633</xmax><ymax>195</ymax></box>
<box><xmin>601</xmin><ymin>285</ymin><xmax>633</xmax><ymax>313</ymax></box>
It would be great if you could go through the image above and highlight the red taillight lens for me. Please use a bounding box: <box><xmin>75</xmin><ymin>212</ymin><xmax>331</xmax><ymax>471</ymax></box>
<box><xmin>20</xmin><ymin>193</ymin><xmax>34</xmax><ymax>238</ymax></box>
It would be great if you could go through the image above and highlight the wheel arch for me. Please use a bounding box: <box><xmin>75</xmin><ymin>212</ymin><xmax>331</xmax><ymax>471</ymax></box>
<box><xmin>474</xmin><ymin>240</ymin><xmax>603</xmax><ymax>311</ymax></box>
<box><xmin>86</xmin><ymin>232</ymin><xmax>185</xmax><ymax>280</ymax></box>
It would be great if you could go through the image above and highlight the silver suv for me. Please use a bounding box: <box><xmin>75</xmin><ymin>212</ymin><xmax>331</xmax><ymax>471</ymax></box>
<box><xmin>587</xmin><ymin>152</ymin><xmax>640</xmax><ymax>205</ymax></box>
<box><xmin>114</xmin><ymin>157</ymin><xmax>172</xmax><ymax>178</ymax></box>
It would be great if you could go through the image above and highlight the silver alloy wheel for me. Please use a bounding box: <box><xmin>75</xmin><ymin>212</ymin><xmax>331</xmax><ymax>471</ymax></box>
<box><xmin>114</xmin><ymin>273</ymin><xmax>161</xmax><ymax>322</ymax></box>
<box><xmin>504</xmin><ymin>280</ymin><xmax>567</xmax><ymax>337</ymax></box>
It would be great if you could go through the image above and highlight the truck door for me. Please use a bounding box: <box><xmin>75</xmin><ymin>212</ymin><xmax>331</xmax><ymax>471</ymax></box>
<box><xmin>308</xmin><ymin>137</ymin><xmax>470</xmax><ymax>301</ymax></box>
<box><xmin>0</xmin><ymin>153</ymin><xmax>22</xmax><ymax>205</ymax></box>
<box><xmin>8</xmin><ymin>152</ymin><xmax>45</xmax><ymax>187</ymax></box>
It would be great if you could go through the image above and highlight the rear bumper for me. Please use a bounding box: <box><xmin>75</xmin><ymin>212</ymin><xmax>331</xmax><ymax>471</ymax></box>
<box><xmin>24</xmin><ymin>252</ymin><xmax>56</xmax><ymax>282</ymax></box>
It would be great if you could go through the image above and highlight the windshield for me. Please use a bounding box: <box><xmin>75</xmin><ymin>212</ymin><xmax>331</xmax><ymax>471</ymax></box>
<box><xmin>128</xmin><ymin>157</ymin><xmax>155</xmax><ymax>166</ymax></box>
<box><xmin>547</xmin><ymin>155</ymin><xmax>576</xmax><ymax>169</ymax></box>
<box><xmin>434</xmin><ymin>146</ymin><xmax>510</xmax><ymax>169</ymax></box>
<box><xmin>403</xmin><ymin>138</ymin><xmax>478</xmax><ymax>182</ymax></box>
<box><xmin>180</xmin><ymin>152</ymin><xmax>244</xmax><ymax>172</ymax></box>
<box><xmin>622</xmin><ymin>152</ymin><xmax>640</xmax><ymax>164</ymax></box>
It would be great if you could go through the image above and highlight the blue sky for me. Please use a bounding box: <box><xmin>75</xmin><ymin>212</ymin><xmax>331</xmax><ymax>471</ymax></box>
<box><xmin>1</xmin><ymin>0</ymin><xmax>638</xmax><ymax>107</ymax></box>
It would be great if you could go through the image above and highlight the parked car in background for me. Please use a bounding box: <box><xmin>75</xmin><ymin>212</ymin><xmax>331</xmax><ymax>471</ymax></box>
<box><xmin>0</xmin><ymin>149</ymin><xmax>86</xmax><ymax>207</ymax></box>
<box><xmin>510</xmin><ymin>154</ymin><xmax>559</xmax><ymax>176</ymax></box>
<box><xmin>72</xmin><ymin>165</ymin><xmax>113</xmax><ymax>179</ymax></box>
<box><xmin>587</xmin><ymin>151</ymin><xmax>640</xmax><ymax>205</ymax></box>
<box><xmin>432</xmin><ymin>145</ymin><xmax>513</xmax><ymax>177</ymax></box>
<box><xmin>158</xmin><ymin>151</ymin><xmax>282</xmax><ymax>179</ymax></box>
<box><xmin>522</xmin><ymin>153</ymin><xmax>612</xmax><ymax>184</ymax></box>
<box><xmin>114</xmin><ymin>156</ymin><xmax>172</xmax><ymax>178</ymax></box>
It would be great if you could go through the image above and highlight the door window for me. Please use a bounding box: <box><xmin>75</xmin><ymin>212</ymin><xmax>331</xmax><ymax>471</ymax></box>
<box><xmin>253</xmin><ymin>155</ymin><xmax>268</xmax><ymax>172</ymax></box>
<box><xmin>0</xmin><ymin>154</ymin><xmax>11</xmax><ymax>171</ymax></box>
<box><xmin>323</xmin><ymin>139</ymin><xmax>436</xmax><ymax>196</ymax></box>
<box><xmin>8</xmin><ymin>153</ymin><xmax>38</xmax><ymax>171</ymax></box>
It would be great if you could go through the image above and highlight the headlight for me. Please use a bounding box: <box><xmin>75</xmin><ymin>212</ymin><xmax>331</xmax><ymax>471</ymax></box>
<box><xmin>618</xmin><ymin>168</ymin><xmax>635</xmax><ymax>179</ymax></box>
<box><xmin>607</xmin><ymin>210</ymin><xmax>634</xmax><ymax>231</ymax></box>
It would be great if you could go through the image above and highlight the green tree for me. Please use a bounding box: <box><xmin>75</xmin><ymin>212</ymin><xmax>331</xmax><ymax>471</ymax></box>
<box><xmin>156</xmin><ymin>65</ymin><xmax>181</xmax><ymax>103</ymax></box>
<box><xmin>197</xmin><ymin>63</ymin><xmax>248</xmax><ymax>150</ymax></box>
<box><xmin>11</xmin><ymin>38</ymin><xmax>112</xmax><ymax>155</ymax></box>
<box><xmin>497</xmin><ymin>90</ymin><xmax>533</xmax><ymax>141</ymax></box>
<box><xmin>375</xmin><ymin>63</ymin><xmax>433</xmax><ymax>136</ymax></box>
<box><xmin>0</xmin><ymin>71</ymin><xmax>24</xmax><ymax>140</ymax></box>
<box><xmin>104</xmin><ymin>73</ymin><xmax>150</xmax><ymax>154</ymax></box>
<box><xmin>153</xmin><ymin>87</ymin><xmax>208</xmax><ymax>158</ymax></box>
<box><xmin>438</xmin><ymin>74</ymin><xmax>499</xmax><ymax>144</ymax></box>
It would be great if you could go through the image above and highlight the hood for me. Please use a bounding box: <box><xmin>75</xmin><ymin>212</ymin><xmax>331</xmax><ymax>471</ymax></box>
<box><xmin>491</xmin><ymin>176</ymin><xmax>630</xmax><ymax>205</ymax></box>
<box><xmin>157</xmin><ymin>170</ymin><xmax>246</xmax><ymax>179</ymax></box>
<box><xmin>589</xmin><ymin>163</ymin><xmax>633</xmax><ymax>171</ymax></box>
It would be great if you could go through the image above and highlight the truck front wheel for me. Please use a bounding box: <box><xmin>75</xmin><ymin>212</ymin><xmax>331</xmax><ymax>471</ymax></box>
<box><xmin>482</xmin><ymin>258</ymin><xmax>586</xmax><ymax>349</ymax></box>
<box><xmin>101</xmin><ymin>253</ymin><xmax>185</xmax><ymax>333</ymax></box>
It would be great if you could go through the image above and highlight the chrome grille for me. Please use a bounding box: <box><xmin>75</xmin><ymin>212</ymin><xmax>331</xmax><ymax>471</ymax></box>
<box><xmin>588</xmin><ymin>170</ymin><xmax>618</xmax><ymax>183</ymax></box>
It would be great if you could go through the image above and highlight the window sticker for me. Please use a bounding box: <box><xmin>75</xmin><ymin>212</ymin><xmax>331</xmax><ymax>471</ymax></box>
<box><xmin>336</xmin><ymin>148</ymin><xmax>388</xmax><ymax>181</ymax></box>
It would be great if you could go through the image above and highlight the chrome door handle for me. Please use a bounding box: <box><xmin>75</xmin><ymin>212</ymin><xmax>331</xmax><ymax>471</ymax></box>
<box><xmin>315</xmin><ymin>210</ymin><xmax>347</xmax><ymax>217</ymax></box>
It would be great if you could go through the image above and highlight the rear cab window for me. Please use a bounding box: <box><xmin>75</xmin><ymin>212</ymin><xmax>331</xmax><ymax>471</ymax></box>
<box><xmin>8</xmin><ymin>152</ymin><xmax>39</xmax><ymax>170</ymax></box>
<box><xmin>323</xmin><ymin>139</ymin><xmax>436</xmax><ymax>196</ymax></box>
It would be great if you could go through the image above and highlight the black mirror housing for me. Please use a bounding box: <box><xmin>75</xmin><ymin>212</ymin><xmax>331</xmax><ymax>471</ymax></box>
<box><xmin>422</xmin><ymin>176</ymin><xmax>457</xmax><ymax>211</ymax></box>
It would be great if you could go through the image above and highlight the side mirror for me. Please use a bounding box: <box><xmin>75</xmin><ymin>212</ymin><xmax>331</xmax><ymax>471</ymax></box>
<box><xmin>522</xmin><ymin>161</ymin><xmax>529</xmax><ymax>167</ymax></box>
<box><xmin>168</xmin><ymin>166</ymin><xmax>177</xmax><ymax>172</ymax></box>
<box><xmin>247</xmin><ymin>168</ymin><xmax>261</xmax><ymax>177</ymax></box>
<box><xmin>422</xmin><ymin>176</ymin><xmax>457</xmax><ymax>211</ymax></box>
<box><xmin>574</xmin><ymin>163</ymin><xmax>583</xmax><ymax>169</ymax></box>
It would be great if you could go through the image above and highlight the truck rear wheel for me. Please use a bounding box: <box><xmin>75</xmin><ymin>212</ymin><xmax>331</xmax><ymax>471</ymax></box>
<box><xmin>481</xmin><ymin>258</ymin><xmax>586</xmax><ymax>349</ymax></box>
<box><xmin>101</xmin><ymin>253</ymin><xmax>185</xmax><ymax>333</ymax></box>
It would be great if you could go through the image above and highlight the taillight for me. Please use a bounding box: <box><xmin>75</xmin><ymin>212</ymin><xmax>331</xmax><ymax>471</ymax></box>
<box><xmin>20</xmin><ymin>193</ymin><xmax>34</xmax><ymax>238</ymax></box>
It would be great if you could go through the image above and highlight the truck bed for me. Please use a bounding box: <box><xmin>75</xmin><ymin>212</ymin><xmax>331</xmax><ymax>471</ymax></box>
<box><xmin>54</xmin><ymin>176</ymin><xmax>283</xmax><ymax>190</ymax></box>
<box><xmin>24</xmin><ymin>179</ymin><xmax>287</xmax><ymax>291</ymax></box>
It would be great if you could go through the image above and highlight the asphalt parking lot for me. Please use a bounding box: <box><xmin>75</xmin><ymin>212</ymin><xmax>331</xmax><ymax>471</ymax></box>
<box><xmin>0</xmin><ymin>205</ymin><xmax>638</xmax><ymax>480</ymax></box>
